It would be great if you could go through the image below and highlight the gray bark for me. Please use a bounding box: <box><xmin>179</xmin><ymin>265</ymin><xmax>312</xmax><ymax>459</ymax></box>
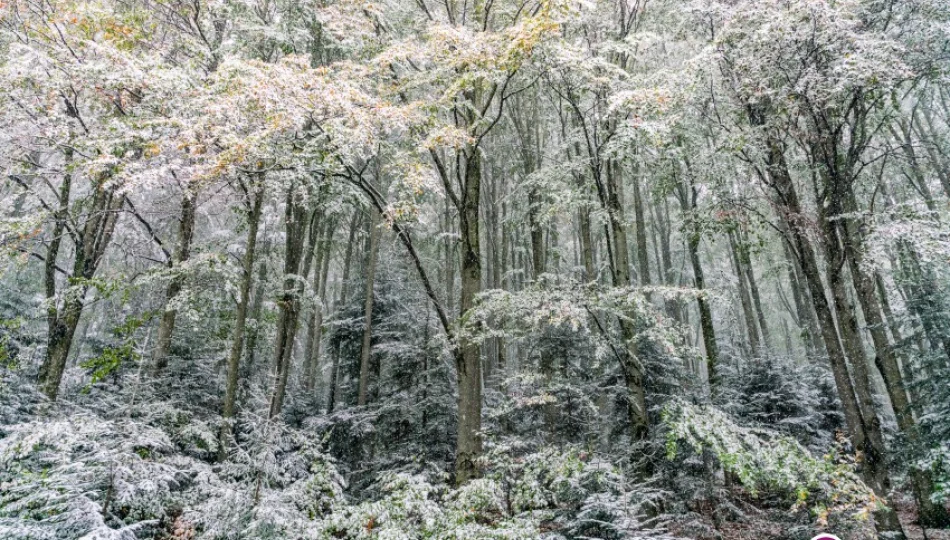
<box><xmin>219</xmin><ymin>181</ymin><xmax>264</xmax><ymax>460</ymax></box>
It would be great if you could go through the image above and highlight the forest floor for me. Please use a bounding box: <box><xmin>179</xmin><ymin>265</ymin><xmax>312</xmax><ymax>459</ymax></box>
<box><xmin>666</xmin><ymin>488</ymin><xmax>950</xmax><ymax>540</ymax></box>
<box><xmin>687</xmin><ymin>513</ymin><xmax>949</xmax><ymax>540</ymax></box>
<box><xmin>896</xmin><ymin>497</ymin><xmax>950</xmax><ymax>540</ymax></box>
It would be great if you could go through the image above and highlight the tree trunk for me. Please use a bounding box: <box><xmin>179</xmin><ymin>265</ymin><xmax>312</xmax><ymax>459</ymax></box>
<box><xmin>631</xmin><ymin>171</ymin><xmax>651</xmax><ymax>288</ymax></box>
<box><xmin>738</xmin><ymin>230</ymin><xmax>771</xmax><ymax>349</ymax></box>
<box><xmin>444</xmin><ymin>197</ymin><xmax>456</xmax><ymax>315</ymax></box>
<box><xmin>219</xmin><ymin>182</ymin><xmax>264</xmax><ymax>460</ymax></box>
<box><xmin>780</xmin><ymin>227</ymin><xmax>823</xmax><ymax>356</ymax></box>
<box><xmin>652</xmin><ymin>198</ymin><xmax>679</xmax><ymax>322</ymax></box>
<box><xmin>152</xmin><ymin>190</ymin><xmax>198</xmax><ymax>374</ymax></box>
<box><xmin>268</xmin><ymin>184</ymin><xmax>311</xmax><ymax>418</ymax></box>
<box><xmin>40</xmin><ymin>175</ymin><xmax>122</xmax><ymax>401</ymax></box>
<box><xmin>357</xmin><ymin>211</ymin><xmax>380</xmax><ymax>407</ymax></box>
<box><xmin>729</xmin><ymin>230</ymin><xmax>760</xmax><ymax>356</ymax></box>
<box><xmin>528</xmin><ymin>187</ymin><xmax>545</xmax><ymax>279</ymax></box>
<box><xmin>304</xmin><ymin>221</ymin><xmax>334</xmax><ymax>392</ymax></box>
<box><xmin>606</xmin><ymin>160</ymin><xmax>649</xmax><ymax>441</ymax></box>
<box><xmin>301</xmin><ymin>222</ymin><xmax>327</xmax><ymax>391</ymax></box>
<box><xmin>496</xmin><ymin>190</ymin><xmax>508</xmax><ymax>377</ymax></box>
<box><xmin>578</xmin><ymin>207</ymin><xmax>595</xmax><ymax>282</ymax></box>
<box><xmin>327</xmin><ymin>210</ymin><xmax>361</xmax><ymax>413</ymax></box>
<box><xmin>41</xmin><ymin>296</ymin><xmax>85</xmax><ymax>400</ymax></box>
<box><xmin>244</xmin><ymin>238</ymin><xmax>270</xmax><ymax>376</ymax></box>
<box><xmin>455</xmin><ymin>143</ymin><xmax>484</xmax><ymax>484</ymax></box>
<box><xmin>678</xmin><ymin>175</ymin><xmax>720</xmax><ymax>391</ymax></box>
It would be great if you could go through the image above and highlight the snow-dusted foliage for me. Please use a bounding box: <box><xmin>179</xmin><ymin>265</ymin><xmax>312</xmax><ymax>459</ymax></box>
<box><xmin>663</xmin><ymin>400</ymin><xmax>877</xmax><ymax>525</ymax></box>
<box><xmin>716</xmin><ymin>354</ymin><xmax>843</xmax><ymax>451</ymax></box>
<box><xmin>0</xmin><ymin>365</ymin><xmax>681</xmax><ymax>539</ymax></box>
<box><xmin>0</xmin><ymin>369</ymin><xmax>187</xmax><ymax>538</ymax></box>
<box><xmin>0</xmin><ymin>369</ymin><xmax>346</xmax><ymax>540</ymax></box>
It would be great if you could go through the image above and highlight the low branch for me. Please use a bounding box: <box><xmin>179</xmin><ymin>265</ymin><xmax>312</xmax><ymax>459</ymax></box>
<box><xmin>12</xmin><ymin>246</ymin><xmax>69</xmax><ymax>275</ymax></box>
<box><xmin>124</xmin><ymin>197</ymin><xmax>172</xmax><ymax>266</ymax></box>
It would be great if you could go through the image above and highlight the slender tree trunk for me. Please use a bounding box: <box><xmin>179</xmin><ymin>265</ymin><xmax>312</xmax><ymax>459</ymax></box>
<box><xmin>327</xmin><ymin>210</ymin><xmax>360</xmax><ymax>413</ymax></box>
<box><xmin>244</xmin><ymin>238</ymin><xmax>270</xmax><ymax>376</ymax></box>
<box><xmin>304</xmin><ymin>222</ymin><xmax>334</xmax><ymax>391</ymax></box>
<box><xmin>516</xmin><ymin>99</ymin><xmax>545</xmax><ymax>282</ymax></box>
<box><xmin>528</xmin><ymin>187</ymin><xmax>545</xmax><ymax>279</ymax></box>
<box><xmin>302</xmin><ymin>222</ymin><xmax>327</xmax><ymax>391</ymax></box>
<box><xmin>605</xmin><ymin>160</ymin><xmax>649</xmax><ymax>441</ymax></box>
<box><xmin>631</xmin><ymin>171</ymin><xmax>651</xmax><ymax>288</ymax></box>
<box><xmin>656</xmin><ymin>198</ymin><xmax>682</xmax><ymax>323</ymax></box>
<box><xmin>780</xmin><ymin>228</ymin><xmax>823</xmax><ymax>356</ymax></box>
<box><xmin>40</xmin><ymin>177</ymin><xmax>122</xmax><ymax>401</ymax></box>
<box><xmin>729</xmin><ymin>230</ymin><xmax>760</xmax><ymax>355</ymax></box>
<box><xmin>489</xmin><ymin>174</ymin><xmax>505</xmax><ymax>383</ymax></box>
<box><xmin>738</xmin><ymin>230</ymin><xmax>771</xmax><ymax>349</ymax></box>
<box><xmin>357</xmin><ymin>211</ymin><xmax>380</xmax><ymax>407</ymax></box>
<box><xmin>496</xmin><ymin>197</ymin><xmax>509</xmax><ymax>375</ymax></box>
<box><xmin>268</xmin><ymin>185</ymin><xmax>311</xmax><ymax>418</ymax></box>
<box><xmin>444</xmin><ymin>197</ymin><xmax>456</xmax><ymax>315</ymax></box>
<box><xmin>678</xmin><ymin>175</ymin><xmax>720</xmax><ymax>391</ymax></box>
<box><xmin>578</xmin><ymin>207</ymin><xmax>595</xmax><ymax>281</ymax></box>
<box><xmin>152</xmin><ymin>190</ymin><xmax>198</xmax><ymax>373</ymax></box>
<box><xmin>290</xmin><ymin>205</ymin><xmax>322</xmax><ymax>379</ymax></box>
<box><xmin>219</xmin><ymin>183</ymin><xmax>264</xmax><ymax>460</ymax></box>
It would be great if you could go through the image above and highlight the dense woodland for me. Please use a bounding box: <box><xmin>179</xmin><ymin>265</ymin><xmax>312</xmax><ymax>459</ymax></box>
<box><xmin>1</xmin><ymin>0</ymin><xmax>949</xmax><ymax>537</ymax></box>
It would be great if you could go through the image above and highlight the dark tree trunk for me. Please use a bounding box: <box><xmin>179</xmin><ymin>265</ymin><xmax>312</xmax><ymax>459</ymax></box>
<box><xmin>268</xmin><ymin>184</ymin><xmax>312</xmax><ymax>418</ymax></box>
<box><xmin>738</xmin><ymin>230</ymin><xmax>771</xmax><ymax>349</ymax></box>
<box><xmin>631</xmin><ymin>171</ymin><xmax>651</xmax><ymax>288</ymax></box>
<box><xmin>244</xmin><ymin>238</ymin><xmax>270</xmax><ymax>376</ymax></box>
<box><xmin>327</xmin><ymin>210</ymin><xmax>361</xmax><ymax>413</ymax></box>
<box><xmin>152</xmin><ymin>190</ymin><xmax>198</xmax><ymax>374</ymax></box>
<box><xmin>303</xmin><ymin>221</ymin><xmax>334</xmax><ymax>392</ymax></box>
<box><xmin>40</xmin><ymin>171</ymin><xmax>122</xmax><ymax>401</ymax></box>
<box><xmin>528</xmin><ymin>187</ymin><xmax>545</xmax><ymax>279</ymax></box>
<box><xmin>779</xmin><ymin>225</ymin><xmax>823</xmax><ymax>356</ymax></box>
<box><xmin>677</xmin><ymin>173</ymin><xmax>720</xmax><ymax>392</ymax></box>
<box><xmin>219</xmin><ymin>182</ymin><xmax>264</xmax><ymax>460</ymax></box>
<box><xmin>729</xmin><ymin>230</ymin><xmax>760</xmax><ymax>356</ymax></box>
<box><xmin>357</xmin><ymin>211</ymin><xmax>380</xmax><ymax>407</ymax></box>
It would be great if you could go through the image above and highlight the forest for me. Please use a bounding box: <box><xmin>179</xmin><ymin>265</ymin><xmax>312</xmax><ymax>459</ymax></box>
<box><xmin>0</xmin><ymin>0</ymin><xmax>949</xmax><ymax>537</ymax></box>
